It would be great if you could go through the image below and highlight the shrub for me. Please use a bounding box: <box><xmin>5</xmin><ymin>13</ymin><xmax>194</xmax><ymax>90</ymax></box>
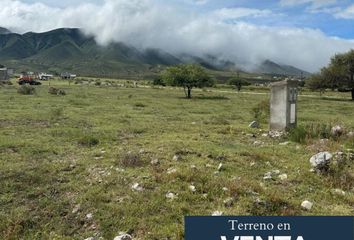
<box><xmin>252</xmin><ymin>100</ymin><xmax>270</xmax><ymax>122</ymax></box>
<box><xmin>118</xmin><ymin>151</ymin><xmax>141</xmax><ymax>167</ymax></box>
<box><xmin>288</xmin><ymin>125</ymin><xmax>307</xmax><ymax>143</ymax></box>
<box><xmin>48</xmin><ymin>87</ymin><xmax>66</xmax><ymax>95</ymax></box>
<box><xmin>18</xmin><ymin>85</ymin><xmax>35</xmax><ymax>95</ymax></box>
<box><xmin>78</xmin><ymin>136</ymin><xmax>99</xmax><ymax>147</ymax></box>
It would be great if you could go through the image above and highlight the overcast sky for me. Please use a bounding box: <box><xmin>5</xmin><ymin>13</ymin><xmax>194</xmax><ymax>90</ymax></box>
<box><xmin>2</xmin><ymin>0</ymin><xmax>354</xmax><ymax>72</ymax></box>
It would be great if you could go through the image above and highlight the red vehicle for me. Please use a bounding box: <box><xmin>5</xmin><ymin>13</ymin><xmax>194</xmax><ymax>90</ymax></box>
<box><xmin>18</xmin><ymin>75</ymin><xmax>41</xmax><ymax>85</ymax></box>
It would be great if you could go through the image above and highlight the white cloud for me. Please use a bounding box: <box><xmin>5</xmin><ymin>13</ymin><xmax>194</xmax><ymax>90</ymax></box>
<box><xmin>334</xmin><ymin>4</ymin><xmax>354</xmax><ymax>19</ymax></box>
<box><xmin>1</xmin><ymin>0</ymin><xmax>354</xmax><ymax>72</ymax></box>
<box><xmin>212</xmin><ymin>8</ymin><xmax>273</xmax><ymax>20</ymax></box>
<box><xmin>280</xmin><ymin>0</ymin><xmax>337</xmax><ymax>9</ymax></box>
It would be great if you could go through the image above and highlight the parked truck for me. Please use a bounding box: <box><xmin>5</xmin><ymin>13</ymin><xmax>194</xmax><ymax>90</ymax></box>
<box><xmin>18</xmin><ymin>75</ymin><xmax>41</xmax><ymax>85</ymax></box>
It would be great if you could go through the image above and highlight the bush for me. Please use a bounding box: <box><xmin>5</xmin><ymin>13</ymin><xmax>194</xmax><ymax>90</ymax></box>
<box><xmin>78</xmin><ymin>136</ymin><xmax>99</xmax><ymax>147</ymax></box>
<box><xmin>48</xmin><ymin>87</ymin><xmax>66</xmax><ymax>95</ymax></box>
<box><xmin>18</xmin><ymin>85</ymin><xmax>35</xmax><ymax>95</ymax></box>
<box><xmin>288</xmin><ymin>125</ymin><xmax>307</xmax><ymax>143</ymax></box>
<box><xmin>252</xmin><ymin>100</ymin><xmax>270</xmax><ymax>122</ymax></box>
<box><xmin>118</xmin><ymin>151</ymin><xmax>141</xmax><ymax>167</ymax></box>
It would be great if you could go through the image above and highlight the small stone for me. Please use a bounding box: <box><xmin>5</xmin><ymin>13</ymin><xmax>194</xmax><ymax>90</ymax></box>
<box><xmin>222</xmin><ymin>187</ymin><xmax>229</xmax><ymax>192</ymax></box>
<box><xmin>263</xmin><ymin>172</ymin><xmax>273</xmax><ymax>180</ymax></box>
<box><xmin>272</xmin><ymin>170</ymin><xmax>280</xmax><ymax>175</ymax></box>
<box><xmin>332</xmin><ymin>189</ymin><xmax>346</xmax><ymax>196</ymax></box>
<box><xmin>173</xmin><ymin>155</ymin><xmax>182</xmax><ymax>161</ymax></box>
<box><xmin>212</xmin><ymin>211</ymin><xmax>223</xmax><ymax>216</ymax></box>
<box><xmin>331</xmin><ymin>125</ymin><xmax>344</xmax><ymax>137</ymax></box>
<box><xmin>301</xmin><ymin>200</ymin><xmax>313</xmax><ymax>211</ymax></box>
<box><xmin>223</xmin><ymin>197</ymin><xmax>234</xmax><ymax>207</ymax></box>
<box><xmin>86</xmin><ymin>213</ymin><xmax>93</xmax><ymax>221</ymax></box>
<box><xmin>250</xmin><ymin>162</ymin><xmax>256</xmax><ymax>167</ymax></box>
<box><xmin>347</xmin><ymin>131</ymin><xmax>354</xmax><ymax>138</ymax></box>
<box><xmin>191</xmin><ymin>122</ymin><xmax>197</xmax><ymax>125</ymax></box>
<box><xmin>167</xmin><ymin>167</ymin><xmax>177</xmax><ymax>174</ymax></box>
<box><xmin>131</xmin><ymin>183</ymin><xmax>144</xmax><ymax>192</ymax></box>
<box><xmin>253</xmin><ymin>141</ymin><xmax>264</xmax><ymax>146</ymax></box>
<box><xmin>84</xmin><ymin>238</ymin><xmax>94</xmax><ymax>240</ymax></box>
<box><xmin>279</xmin><ymin>174</ymin><xmax>288</xmax><ymax>180</ymax></box>
<box><xmin>206</xmin><ymin>164</ymin><xmax>213</xmax><ymax>168</ymax></box>
<box><xmin>249</xmin><ymin>121</ymin><xmax>259</xmax><ymax>128</ymax></box>
<box><xmin>150</xmin><ymin>159</ymin><xmax>160</xmax><ymax>166</ymax></box>
<box><xmin>139</xmin><ymin>149</ymin><xmax>145</xmax><ymax>154</ymax></box>
<box><xmin>72</xmin><ymin>204</ymin><xmax>81</xmax><ymax>214</ymax></box>
<box><xmin>279</xmin><ymin>142</ymin><xmax>290</xmax><ymax>146</ymax></box>
<box><xmin>114</xmin><ymin>233</ymin><xmax>132</xmax><ymax>240</ymax></box>
<box><xmin>189</xmin><ymin>185</ymin><xmax>196</xmax><ymax>193</ymax></box>
<box><xmin>217</xmin><ymin>163</ymin><xmax>224</xmax><ymax>171</ymax></box>
<box><xmin>165</xmin><ymin>192</ymin><xmax>177</xmax><ymax>200</ymax></box>
<box><xmin>190</xmin><ymin>164</ymin><xmax>197</xmax><ymax>170</ymax></box>
<box><xmin>262</xmin><ymin>133</ymin><xmax>268</xmax><ymax>137</ymax></box>
<box><xmin>202</xmin><ymin>193</ymin><xmax>208</xmax><ymax>198</ymax></box>
<box><xmin>309</xmin><ymin>152</ymin><xmax>332</xmax><ymax>172</ymax></box>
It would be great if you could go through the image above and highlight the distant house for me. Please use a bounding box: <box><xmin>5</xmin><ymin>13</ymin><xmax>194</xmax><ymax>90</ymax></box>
<box><xmin>61</xmin><ymin>72</ymin><xmax>77</xmax><ymax>79</ymax></box>
<box><xmin>38</xmin><ymin>73</ymin><xmax>54</xmax><ymax>80</ymax></box>
<box><xmin>0</xmin><ymin>67</ymin><xmax>9</xmax><ymax>81</ymax></box>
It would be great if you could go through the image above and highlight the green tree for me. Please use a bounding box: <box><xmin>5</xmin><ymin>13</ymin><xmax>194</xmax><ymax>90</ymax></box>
<box><xmin>309</xmin><ymin>49</ymin><xmax>354</xmax><ymax>100</ymax></box>
<box><xmin>162</xmin><ymin>64</ymin><xmax>214</xmax><ymax>98</ymax></box>
<box><xmin>228</xmin><ymin>75</ymin><xmax>250</xmax><ymax>92</ymax></box>
<box><xmin>307</xmin><ymin>73</ymin><xmax>327</xmax><ymax>96</ymax></box>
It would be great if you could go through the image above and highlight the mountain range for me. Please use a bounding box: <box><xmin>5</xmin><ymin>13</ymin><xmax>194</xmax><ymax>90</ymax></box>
<box><xmin>0</xmin><ymin>27</ymin><xmax>309</xmax><ymax>78</ymax></box>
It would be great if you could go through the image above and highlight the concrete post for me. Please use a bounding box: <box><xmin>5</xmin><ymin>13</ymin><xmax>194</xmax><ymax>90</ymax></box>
<box><xmin>270</xmin><ymin>80</ymin><xmax>299</xmax><ymax>130</ymax></box>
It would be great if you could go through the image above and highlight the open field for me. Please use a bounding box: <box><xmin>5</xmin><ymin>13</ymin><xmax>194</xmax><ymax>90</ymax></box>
<box><xmin>1</xmin><ymin>79</ymin><xmax>354</xmax><ymax>239</ymax></box>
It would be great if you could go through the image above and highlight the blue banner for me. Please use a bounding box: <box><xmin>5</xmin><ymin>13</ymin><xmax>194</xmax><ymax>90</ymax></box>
<box><xmin>185</xmin><ymin>216</ymin><xmax>354</xmax><ymax>240</ymax></box>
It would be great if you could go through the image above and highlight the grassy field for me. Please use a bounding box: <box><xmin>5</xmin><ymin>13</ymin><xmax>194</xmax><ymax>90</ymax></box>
<box><xmin>0</xmin><ymin>79</ymin><xmax>354</xmax><ymax>239</ymax></box>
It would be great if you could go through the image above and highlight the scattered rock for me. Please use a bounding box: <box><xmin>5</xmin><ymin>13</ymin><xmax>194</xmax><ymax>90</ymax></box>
<box><xmin>150</xmin><ymin>159</ymin><xmax>160</xmax><ymax>166</ymax></box>
<box><xmin>249</xmin><ymin>121</ymin><xmax>259</xmax><ymax>128</ymax></box>
<box><xmin>114</xmin><ymin>233</ymin><xmax>132</xmax><ymax>240</ymax></box>
<box><xmin>263</xmin><ymin>172</ymin><xmax>273</xmax><ymax>180</ymax></box>
<box><xmin>191</xmin><ymin>122</ymin><xmax>197</xmax><ymax>125</ymax></box>
<box><xmin>223</xmin><ymin>197</ymin><xmax>234</xmax><ymax>207</ymax></box>
<box><xmin>139</xmin><ymin>149</ymin><xmax>145</xmax><ymax>154</ymax></box>
<box><xmin>279</xmin><ymin>174</ymin><xmax>288</xmax><ymax>181</ymax></box>
<box><xmin>332</xmin><ymin>188</ymin><xmax>346</xmax><ymax>196</ymax></box>
<box><xmin>279</xmin><ymin>141</ymin><xmax>290</xmax><ymax>146</ymax></box>
<box><xmin>165</xmin><ymin>192</ymin><xmax>177</xmax><ymax>200</ymax></box>
<box><xmin>190</xmin><ymin>164</ymin><xmax>197</xmax><ymax>170</ymax></box>
<box><xmin>173</xmin><ymin>155</ymin><xmax>182</xmax><ymax>161</ymax></box>
<box><xmin>250</xmin><ymin>162</ymin><xmax>256</xmax><ymax>167</ymax></box>
<box><xmin>301</xmin><ymin>200</ymin><xmax>313</xmax><ymax>211</ymax></box>
<box><xmin>309</xmin><ymin>152</ymin><xmax>332</xmax><ymax>172</ymax></box>
<box><xmin>261</xmin><ymin>133</ymin><xmax>269</xmax><ymax>137</ymax></box>
<box><xmin>331</xmin><ymin>125</ymin><xmax>344</xmax><ymax>137</ymax></box>
<box><xmin>212</xmin><ymin>211</ymin><xmax>223</xmax><ymax>216</ymax></box>
<box><xmin>217</xmin><ymin>163</ymin><xmax>224</xmax><ymax>171</ymax></box>
<box><xmin>167</xmin><ymin>167</ymin><xmax>177</xmax><ymax>174</ymax></box>
<box><xmin>131</xmin><ymin>183</ymin><xmax>144</xmax><ymax>192</ymax></box>
<box><xmin>268</xmin><ymin>131</ymin><xmax>284</xmax><ymax>138</ymax></box>
<box><xmin>347</xmin><ymin>131</ymin><xmax>354</xmax><ymax>138</ymax></box>
<box><xmin>72</xmin><ymin>204</ymin><xmax>81</xmax><ymax>214</ymax></box>
<box><xmin>253</xmin><ymin>141</ymin><xmax>264</xmax><ymax>146</ymax></box>
<box><xmin>86</xmin><ymin>213</ymin><xmax>93</xmax><ymax>221</ymax></box>
<box><xmin>222</xmin><ymin>187</ymin><xmax>229</xmax><ymax>192</ymax></box>
<box><xmin>189</xmin><ymin>185</ymin><xmax>196</xmax><ymax>193</ymax></box>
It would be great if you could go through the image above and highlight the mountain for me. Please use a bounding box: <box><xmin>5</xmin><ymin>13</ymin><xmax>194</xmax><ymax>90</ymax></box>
<box><xmin>255</xmin><ymin>60</ymin><xmax>310</xmax><ymax>77</ymax></box>
<box><xmin>0</xmin><ymin>27</ymin><xmax>11</xmax><ymax>35</ymax></box>
<box><xmin>0</xmin><ymin>27</ymin><xmax>309</xmax><ymax>78</ymax></box>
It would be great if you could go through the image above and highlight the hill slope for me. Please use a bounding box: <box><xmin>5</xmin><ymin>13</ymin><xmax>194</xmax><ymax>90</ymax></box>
<box><xmin>0</xmin><ymin>27</ymin><xmax>309</xmax><ymax>78</ymax></box>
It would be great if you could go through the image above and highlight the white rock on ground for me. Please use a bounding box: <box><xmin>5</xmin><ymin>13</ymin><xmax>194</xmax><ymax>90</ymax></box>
<box><xmin>249</xmin><ymin>121</ymin><xmax>259</xmax><ymax>128</ymax></box>
<box><xmin>114</xmin><ymin>233</ymin><xmax>132</xmax><ymax>240</ymax></box>
<box><xmin>167</xmin><ymin>167</ymin><xmax>177</xmax><ymax>174</ymax></box>
<box><xmin>309</xmin><ymin>152</ymin><xmax>332</xmax><ymax>172</ymax></box>
<box><xmin>189</xmin><ymin>185</ymin><xmax>196</xmax><ymax>193</ymax></box>
<box><xmin>150</xmin><ymin>159</ymin><xmax>160</xmax><ymax>166</ymax></box>
<box><xmin>217</xmin><ymin>163</ymin><xmax>224</xmax><ymax>171</ymax></box>
<box><xmin>279</xmin><ymin>174</ymin><xmax>288</xmax><ymax>181</ymax></box>
<box><xmin>72</xmin><ymin>204</ymin><xmax>81</xmax><ymax>214</ymax></box>
<box><xmin>131</xmin><ymin>183</ymin><xmax>144</xmax><ymax>192</ymax></box>
<box><xmin>301</xmin><ymin>200</ymin><xmax>313</xmax><ymax>211</ymax></box>
<box><xmin>212</xmin><ymin>211</ymin><xmax>223</xmax><ymax>216</ymax></box>
<box><xmin>173</xmin><ymin>155</ymin><xmax>182</xmax><ymax>161</ymax></box>
<box><xmin>331</xmin><ymin>125</ymin><xmax>344</xmax><ymax>137</ymax></box>
<box><xmin>165</xmin><ymin>192</ymin><xmax>177</xmax><ymax>200</ymax></box>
